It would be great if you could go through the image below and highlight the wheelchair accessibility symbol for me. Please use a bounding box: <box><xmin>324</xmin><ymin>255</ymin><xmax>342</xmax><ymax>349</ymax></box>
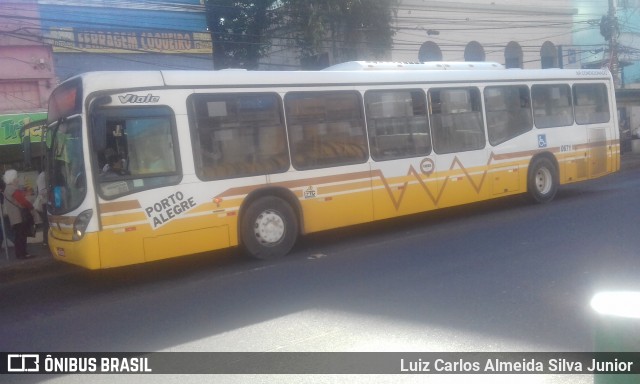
<box><xmin>538</xmin><ymin>134</ymin><xmax>547</xmax><ymax>148</ymax></box>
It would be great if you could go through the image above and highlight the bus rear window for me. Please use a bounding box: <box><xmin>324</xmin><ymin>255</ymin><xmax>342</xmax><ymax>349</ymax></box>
<box><xmin>573</xmin><ymin>83</ymin><xmax>610</xmax><ymax>125</ymax></box>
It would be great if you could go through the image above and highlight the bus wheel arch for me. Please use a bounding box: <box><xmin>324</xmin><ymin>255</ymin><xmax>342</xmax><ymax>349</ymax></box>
<box><xmin>527</xmin><ymin>153</ymin><xmax>559</xmax><ymax>203</ymax></box>
<box><xmin>239</xmin><ymin>188</ymin><xmax>302</xmax><ymax>260</ymax></box>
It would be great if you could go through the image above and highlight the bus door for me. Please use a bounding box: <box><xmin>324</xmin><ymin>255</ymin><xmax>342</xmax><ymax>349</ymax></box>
<box><xmin>484</xmin><ymin>85</ymin><xmax>533</xmax><ymax>195</ymax></box>
<box><xmin>573</xmin><ymin>83</ymin><xmax>613</xmax><ymax>178</ymax></box>
<box><xmin>428</xmin><ymin>87</ymin><xmax>490</xmax><ymax>207</ymax></box>
<box><xmin>370</xmin><ymin>155</ymin><xmax>439</xmax><ymax>220</ymax></box>
<box><xmin>364</xmin><ymin>89</ymin><xmax>439</xmax><ymax>220</ymax></box>
<box><xmin>532</xmin><ymin>84</ymin><xmax>589</xmax><ymax>183</ymax></box>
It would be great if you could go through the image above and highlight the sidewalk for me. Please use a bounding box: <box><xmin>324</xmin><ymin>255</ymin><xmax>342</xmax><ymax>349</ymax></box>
<box><xmin>0</xmin><ymin>228</ymin><xmax>64</xmax><ymax>279</ymax></box>
<box><xmin>620</xmin><ymin>149</ymin><xmax>640</xmax><ymax>171</ymax></box>
<box><xmin>2</xmin><ymin>151</ymin><xmax>640</xmax><ymax>278</ymax></box>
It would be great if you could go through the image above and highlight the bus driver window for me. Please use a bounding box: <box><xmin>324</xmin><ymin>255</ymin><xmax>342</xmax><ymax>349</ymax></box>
<box><xmin>120</xmin><ymin>118</ymin><xmax>176</xmax><ymax>177</ymax></box>
<box><xmin>138</xmin><ymin>132</ymin><xmax>174</xmax><ymax>174</ymax></box>
<box><xmin>94</xmin><ymin>106</ymin><xmax>180</xmax><ymax>198</ymax></box>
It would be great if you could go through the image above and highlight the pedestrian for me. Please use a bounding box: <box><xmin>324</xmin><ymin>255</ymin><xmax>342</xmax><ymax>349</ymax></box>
<box><xmin>2</xmin><ymin>169</ymin><xmax>35</xmax><ymax>259</ymax></box>
<box><xmin>35</xmin><ymin>169</ymin><xmax>49</xmax><ymax>246</ymax></box>
<box><xmin>0</xmin><ymin>178</ymin><xmax>3</xmax><ymax>249</ymax></box>
<box><xmin>0</xmin><ymin>177</ymin><xmax>15</xmax><ymax>249</ymax></box>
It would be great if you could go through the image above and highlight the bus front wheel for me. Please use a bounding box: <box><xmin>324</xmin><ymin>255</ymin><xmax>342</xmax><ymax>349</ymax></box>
<box><xmin>527</xmin><ymin>157</ymin><xmax>558</xmax><ymax>203</ymax></box>
<box><xmin>241</xmin><ymin>196</ymin><xmax>298</xmax><ymax>260</ymax></box>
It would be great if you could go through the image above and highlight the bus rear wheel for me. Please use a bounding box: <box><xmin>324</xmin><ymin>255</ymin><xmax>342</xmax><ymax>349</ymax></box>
<box><xmin>241</xmin><ymin>196</ymin><xmax>298</xmax><ymax>260</ymax></box>
<box><xmin>527</xmin><ymin>157</ymin><xmax>558</xmax><ymax>203</ymax></box>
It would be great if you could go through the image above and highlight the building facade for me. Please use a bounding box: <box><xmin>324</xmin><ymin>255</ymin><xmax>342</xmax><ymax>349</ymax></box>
<box><xmin>392</xmin><ymin>0</ymin><xmax>577</xmax><ymax>68</ymax></box>
<box><xmin>0</xmin><ymin>0</ymin><xmax>55</xmax><ymax>166</ymax></box>
<box><xmin>38</xmin><ymin>0</ymin><xmax>213</xmax><ymax>81</ymax></box>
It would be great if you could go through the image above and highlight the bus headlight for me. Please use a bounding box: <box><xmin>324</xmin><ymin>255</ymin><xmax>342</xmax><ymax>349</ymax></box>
<box><xmin>73</xmin><ymin>209</ymin><xmax>93</xmax><ymax>241</ymax></box>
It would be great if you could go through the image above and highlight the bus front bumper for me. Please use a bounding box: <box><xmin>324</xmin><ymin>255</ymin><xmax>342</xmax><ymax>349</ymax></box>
<box><xmin>50</xmin><ymin>232</ymin><xmax>102</xmax><ymax>270</ymax></box>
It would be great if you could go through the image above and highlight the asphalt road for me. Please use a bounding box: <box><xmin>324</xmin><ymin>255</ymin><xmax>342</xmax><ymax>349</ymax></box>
<box><xmin>2</xmin><ymin>161</ymin><xmax>640</xmax><ymax>384</ymax></box>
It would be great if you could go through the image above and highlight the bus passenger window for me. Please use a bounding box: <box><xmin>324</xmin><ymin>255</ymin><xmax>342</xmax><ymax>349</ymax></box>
<box><xmin>364</xmin><ymin>89</ymin><xmax>431</xmax><ymax>160</ymax></box>
<box><xmin>189</xmin><ymin>93</ymin><xmax>289</xmax><ymax>180</ymax></box>
<box><xmin>284</xmin><ymin>91</ymin><xmax>368</xmax><ymax>170</ymax></box>
<box><xmin>484</xmin><ymin>85</ymin><xmax>533</xmax><ymax>146</ymax></box>
<box><xmin>531</xmin><ymin>84</ymin><xmax>574</xmax><ymax>128</ymax></box>
<box><xmin>429</xmin><ymin>87</ymin><xmax>485</xmax><ymax>154</ymax></box>
<box><xmin>573</xmin><ymin>83</ymin><xmax>610</xmax><ymax>125</ymax></box>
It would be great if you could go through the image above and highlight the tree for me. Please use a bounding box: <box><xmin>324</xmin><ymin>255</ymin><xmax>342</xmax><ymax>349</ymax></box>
<box><xmin>205</xmin><ymin>0</ymin><xmax>398</xmax><ymax>70</ymax></box>
<box><xmin>205</xmin><ymin>0</ymin><xmax>279</xmax><ymax>69</ymax></box>
<box><xmin>285</xmin><ymin>0</ymin><xmax>398</xmax><ymax>68</ymax></box>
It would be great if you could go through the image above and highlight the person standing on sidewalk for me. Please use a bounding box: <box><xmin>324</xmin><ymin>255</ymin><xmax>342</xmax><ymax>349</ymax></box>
<box><xmin>0</xmin><ymin>178</ymin><xmax>15</xmax><ymax>250</ymax></box>
<box><xmin>35</xmin><ymin>169</ymin><xmax>49</xmax><ymax>246</ymax></box>
<box><xmin>2</xmin><ymin>169</ymin><xmax>35</xmax><ymax>260</ymax></box>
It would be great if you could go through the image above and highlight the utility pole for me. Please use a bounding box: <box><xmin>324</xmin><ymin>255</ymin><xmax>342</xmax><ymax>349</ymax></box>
<box><xmin>557</xmin><ymin>45</ymin><xmax>563</xmax><ymax>69</ymax></box>
<box><xmin>607</xmin><ymin>0</ymin><xmax>620</xmax><ymax>87</ymax></box>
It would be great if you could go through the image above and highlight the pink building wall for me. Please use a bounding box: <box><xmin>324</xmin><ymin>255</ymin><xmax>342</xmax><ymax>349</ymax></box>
<box><xmin>0</xmin><ymin>0</ymin><xmax>57</xmax><ymax>113</ymax></box>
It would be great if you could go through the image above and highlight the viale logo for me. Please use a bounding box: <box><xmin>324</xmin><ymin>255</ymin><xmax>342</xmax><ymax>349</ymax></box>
<box><xmin>118</xmin><ymin>94</ymin><xmax>160</xmax><ymax>104</ymax></box>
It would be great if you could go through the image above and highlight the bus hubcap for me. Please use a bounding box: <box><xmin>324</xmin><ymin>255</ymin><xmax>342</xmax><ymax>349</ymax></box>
<box><xmin>254</xmin><ymin>210</ymin><xmax>285</xmax><ymax>245</ymax></box>
<box><xmin>535</xmin><ymin>167</ymin><xmax>552</xmax><ymax>195</ymax></box>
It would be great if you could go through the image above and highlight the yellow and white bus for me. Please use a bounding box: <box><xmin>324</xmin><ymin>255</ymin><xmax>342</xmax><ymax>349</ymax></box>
<box><xmin>45</xmin><ymin>62</ymin><xmax>619</xmax><ymax>269</ymax></box>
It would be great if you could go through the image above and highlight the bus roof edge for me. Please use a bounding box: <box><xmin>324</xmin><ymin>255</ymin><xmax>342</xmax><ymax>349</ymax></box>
<box><xmin>323</xmin><ymin>61</ymin><xmax>505</xmax><ymax>71</ymax></box>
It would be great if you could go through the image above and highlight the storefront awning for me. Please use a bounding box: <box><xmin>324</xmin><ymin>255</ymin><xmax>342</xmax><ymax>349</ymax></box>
<box><xmin>0</xmin><ymin>112</ymin><xmax>47</xmax><ymax>164</ymax></box>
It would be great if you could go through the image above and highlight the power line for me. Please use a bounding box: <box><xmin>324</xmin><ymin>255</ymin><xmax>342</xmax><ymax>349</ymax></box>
<box><xmin>1</xmin><ymin>0</ymin><xmax>633</xmax><ymax>71</ymax></box>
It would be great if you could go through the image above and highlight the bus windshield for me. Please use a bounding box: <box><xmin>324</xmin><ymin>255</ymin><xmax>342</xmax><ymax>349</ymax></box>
<box><xmin>46</xmin><ymin>116</ymin><xmax>86</xmax><ymax>214</ymax></box>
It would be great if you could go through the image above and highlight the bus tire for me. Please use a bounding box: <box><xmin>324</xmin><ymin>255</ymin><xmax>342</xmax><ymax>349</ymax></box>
<box><xmin>527</xmin><ymin>157</ymin><xmax>558</xmax><ymax>203</ymax></box>
<box><xmin>241</xmin><ymin>196</ymin><xmax>298</xmax><ymax>260</ymax></box>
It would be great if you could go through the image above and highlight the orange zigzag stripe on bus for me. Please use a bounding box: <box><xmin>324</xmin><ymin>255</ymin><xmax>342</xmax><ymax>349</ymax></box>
<box><xmin>214</xmin><ymin>151</ymin><xmax>518</xmax><ymax>212</ymax></box>
<box><xmin>375</xmin><ymin>152</ymin><xmax>500</xmax><ymax>210</ymax></box>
